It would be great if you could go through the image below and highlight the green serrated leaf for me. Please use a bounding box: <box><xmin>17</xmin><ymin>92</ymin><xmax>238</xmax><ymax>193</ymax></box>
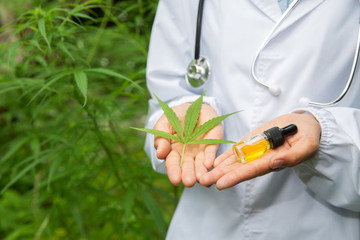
<box><xmin>131</xmin><ymin>127</ymin><xmax>183</xmax><ymax>143</ymax></box>
<box><xmin>84</xmin><ymin>68</ymin><xmax>142</xmax><ymax>91</ymax></box>
<box><xmin>184</xmin><ymin>93</ymin><xmax>204</xmax><ymax>141</ymax></box>
<box><xmin>155</xmin><ymin>95</ymin><xmax>185</xmax><ymax>142</ymax></box>
<box><xmin>74</xmin><ymin>70</ymin><xmax>88</xmax><ymax>106</ymax></box>
<box><xmin>7</xmin><ymin>42</ymin><xmax>20</xmax><ymax>68</ymax></box>
<box><xmin>29</xmin><ymin>39</ymin><xmax>45</xmax><ymax>53</ymax></box>
<box><xmin>57</xmin><ymin>42</ymin><xmax>75</xmax><ymax>61</ymax></box>
<box><xmin>131</xmin><ymin>92</ymin><xmax>241</xmax><ymax>168</ymax></box>
<box><xmin>34</xmin><ymin>55</ymin><xmax>47</xmax><ymax>67</ymax></box>
<box><xmin>188</xmin><ymin>139</ymin><xmax>235</xmax><ymax>145</ymax></box>
<box><xmin>54</xmin><ymin>16</ymin><xmax>86</xmax><ymax>30</ymax></box>
<box><xmin>72</xmin><ymin>12</ymin><xmax>96</xmax><ymax>21</ymax></box>
<box><xmin>189</xmin><ymin>112</ymin><xmax>239</xmax><ymax>142</ymax></box>
<box><xmin>38</xmin><ymin>18</ymin><xmax>51</xmax><ymax>50</ymax></box>
<box><xmin>28</xmin><ymin>72</ymin><xmax>70</xmax><ymax>105</ymax></box>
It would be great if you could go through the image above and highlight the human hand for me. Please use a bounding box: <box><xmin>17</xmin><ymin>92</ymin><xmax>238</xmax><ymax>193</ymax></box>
<box><xmin>154</xmin><ymin>103</ymin><xmax>223</xmax><ymax>187</ymax></box>
<box><xmin>199</xmin><ymin>112</ymin><xmax>321</xmax><ymax>189</ymax></box>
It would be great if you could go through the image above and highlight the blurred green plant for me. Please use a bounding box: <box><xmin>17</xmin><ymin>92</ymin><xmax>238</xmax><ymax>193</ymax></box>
<box><xmin>0</xmin><ymin>0</ymin><xmax>178</xmax><ymax>239</ymax></box>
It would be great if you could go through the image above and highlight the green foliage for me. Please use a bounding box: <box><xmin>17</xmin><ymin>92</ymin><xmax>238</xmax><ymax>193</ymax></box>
<box><xmin>0</xmin><ymin>0</ymin><xmax>178</xmax><ymax>239</ymax></box>
<box><xmin>132</xmin><ymin>93</ymin><xmax>236</xmax><ymax>167</ymax></box>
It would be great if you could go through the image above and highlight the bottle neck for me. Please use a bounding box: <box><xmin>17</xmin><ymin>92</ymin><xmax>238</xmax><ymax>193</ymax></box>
<box><xmin>263</xmin><ymin>132</ymin><xmax>274</xmax><ymax>149</ymax></box>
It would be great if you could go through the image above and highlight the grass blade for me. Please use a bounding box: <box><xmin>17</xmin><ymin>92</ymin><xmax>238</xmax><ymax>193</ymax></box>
<box><xmin>73</xmin><ymin>70</ymin><xmax>88</xmax><ymax>106</ymax></box>
<box><xmin>28</xmin><ymin>72</ymin><xmax>70</xmax><ymax>105</ymax></box>
<box><xmin>0</xmin><ymin>154</ymin><xmax>46</xmax><ymax>195</ymax></box>
<box><xmin>0</xmin><ymin>86</ymin><xmax>26</xmax><ymax>95</ymax></box>
<box><xmin>155</xmin><ymin>95</ymin><xmax>184</xmax><ymax>142</ymax></box>
<box><xmin>70</xmin><ymin>206</ymin><xmax>85</xmax><ymax>238</ymax></box>
<box><xmin>7</xmin><ymin>42</ymin><xmax>20</xmax><ymax>68</ymax></box>
<box><xmin>47</xmin><ymin>157</ymin><xmax>61</xmax><ymax>190</ymax></box>
<box><xmin>131</xmin><ymin>127</ymin><xmax>182</xmax><ymax>143</ymax></box>
<box><xmin>57</xmin><ymin>41</ymin><xmax>75</xmax><ymax>61</ymax></box>
<box><xmin>38</xmin><ymin>18</ymin><xmax>51</xmax><ymax>50</ymax></box>
<box><xmin>139</xmin><ymin>186</ymin><xmax>167</xmax><ymax>237</ymax></box>
<box><xmin>122</xmin><ymin>186</ymin><xmax>136</xmax><ymax>231</ymax></box>
<box><xmin>0</xmin><ymin>137</ymin><xmax>30</xmax><ymax>164</ymax></box>
<box><xmin>189</xmin><ymin>112</ymin><xmax>239</xmax><ymax>142</ymax></box>
<box><xmin>54</xmin><ymin>16</ymin><xmax>86</xmax><ymax>30</ymax></box>
<box><xmin>29</xmin><ymin>39</ymin><xmax>45</xmax><ymax>53</ymax></box>
<box><xmin>183</xmin><ymin>93</ymin><xmax>204</xmax><ymax>140</ymax></box>
<box><xmin>84</xmin><ymin>68</ymin><xmax>142</xmax><ymax>91</ymax></box>
<box><xmin>188</xmin><ymin>139</ymin><xmax>235</xmax><ymax>144</ymax></box>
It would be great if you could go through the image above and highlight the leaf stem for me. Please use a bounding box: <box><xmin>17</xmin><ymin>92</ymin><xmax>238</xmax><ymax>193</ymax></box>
<box><xmin>180</xmin><ymin>143</ymin><xmax>186</xmax><ymax>168</ymax></box>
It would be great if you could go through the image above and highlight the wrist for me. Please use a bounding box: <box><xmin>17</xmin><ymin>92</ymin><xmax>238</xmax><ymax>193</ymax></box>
<box><xmin>293</xmin><ymin>110</ymin><xmax>319</xmax><ymax>123</ymax></box>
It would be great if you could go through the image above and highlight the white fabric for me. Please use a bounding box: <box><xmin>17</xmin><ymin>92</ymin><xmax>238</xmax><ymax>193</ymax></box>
<box><xmin>144</xmin><ymin>0</ymin><xmax>360</xmax><ymax>239</ymax></box>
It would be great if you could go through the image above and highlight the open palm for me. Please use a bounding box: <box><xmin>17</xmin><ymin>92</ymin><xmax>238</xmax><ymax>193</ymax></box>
<box><xmin>154</xmin><ymin>103</ymin><xmax>224</xmax><ymax>187</ymax></box>
<box><xmin>200</xmin><ymin>112</ymin><xmax>321</xmax><ymax>189</ymax></box>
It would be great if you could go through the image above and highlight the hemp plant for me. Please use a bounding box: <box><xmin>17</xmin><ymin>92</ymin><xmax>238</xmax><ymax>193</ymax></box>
<box><xmin>132</xmin><ymin>93</ymin><xmax>237</xmax><ymax>167</ymax></box>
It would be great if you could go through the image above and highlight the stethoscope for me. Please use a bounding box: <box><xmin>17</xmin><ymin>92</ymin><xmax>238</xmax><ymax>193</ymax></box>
<box><xmin>185</xmin><ymin>0</ymin><xmax>360</xmax><ymax>107</ymax></box>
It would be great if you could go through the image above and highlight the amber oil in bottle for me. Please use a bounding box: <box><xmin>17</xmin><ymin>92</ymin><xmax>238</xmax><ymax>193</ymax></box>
<box><xmin>233</xmin><ymin>124</ymin><xmax>297</xmax><ymax>163</ymax></box>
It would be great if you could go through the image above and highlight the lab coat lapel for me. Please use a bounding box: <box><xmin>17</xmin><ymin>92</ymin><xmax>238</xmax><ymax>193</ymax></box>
<box><xmin>275</xmin><ymin>0</ymin><xmax>327</xmax><ymax>32</ymax></box>
<box><xmin>249</xmin><ymin>0</ymin><xmax>327</xmax><ymax>26</ymax></box>
<box><xmin>249</xmin><ymin>0</ymin><xmax>282</xmax><ymax>22</ymax></box>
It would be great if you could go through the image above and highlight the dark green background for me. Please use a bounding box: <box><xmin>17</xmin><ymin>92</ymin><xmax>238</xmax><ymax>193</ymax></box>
<box><xmin>0</xmin><ymin>0</ymin><xmax>181</xmax><ymax>239</ymax></box>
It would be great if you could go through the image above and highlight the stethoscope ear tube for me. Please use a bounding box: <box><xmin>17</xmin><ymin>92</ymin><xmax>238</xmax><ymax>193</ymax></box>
<box><xmin>303</xmin><ymin>23</ymin><xmax>360</xmax><ymax>107</ymax></box>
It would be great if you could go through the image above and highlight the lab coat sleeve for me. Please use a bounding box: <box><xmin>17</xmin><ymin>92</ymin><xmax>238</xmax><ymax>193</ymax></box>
<box><xmin>144</xmin><ymin>0</ymin><xmax>219</xmax><ymax>174</ymax></box>
<box><xmin>293</xmin><ymin>107</ymin><xmax>360</xmax><ymax>212</ymax></box>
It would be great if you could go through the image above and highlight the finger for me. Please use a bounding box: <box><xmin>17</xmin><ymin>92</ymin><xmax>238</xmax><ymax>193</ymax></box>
<box><xmin>214</xmin><ymin>148</ymin><xmax>234</xmax><ymax>167</ymax></box>
<box><xmin>204</xmin><ymin>144</ymin><xmax>218</xmax><ymax>169</ymax></box>
<box><xmin>165</xmin><ymin>150</ymin><xmax>182</xmax><ymax>186</ymax></box>
<box><xmin>154</xmin><ymin>116</ymin><xmax>173</xmax><ymax>159</ymax></box>
<box><xmin>155</xmin><ymin>138</ymin><xmax>171</xmax><ymax>159</ymax></box>
<box><xmin>216</xmin><ymin>157</ymin><xmax>270</xmax><ymax>190</ymax></box>
<box><xmin>181</xmin><ymin>155</ymin><xmax>196</xmax><ymax>187</ymax></box>
<box><xmin>195</xmin><ymin>152</ymin><xmax>208</xmax><ymax>182</ymax></box>
<box><xmin>201</xmin><ymin>124</ymin><xmax>223</xmax><ymax>168</ymax></box>
<box><xmin>199</xmin><ymin>154</ymin><xmax>238</xmax><ymax>186</ymax></box>
<box><xmin>270</xmin><ymin>138</ymin><xmax>319</xmax><ymax>169</ymax></box>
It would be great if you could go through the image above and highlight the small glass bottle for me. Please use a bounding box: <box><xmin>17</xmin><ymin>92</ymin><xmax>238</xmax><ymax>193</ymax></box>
<box><xmin>233</xmin><ymin>124</ymin><xmax>297</xmax><ymax>163</ymax></box>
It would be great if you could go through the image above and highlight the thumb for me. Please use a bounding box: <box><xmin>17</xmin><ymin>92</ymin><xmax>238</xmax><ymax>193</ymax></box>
<box><xmin>270</xmin><ymin>139</ymin><xmax>318</xmax><ymax>169</ymax></box>
<box><xmin>155</xmin><ymin>137</ymin><xmax>171</xmax><ymax>159</ymax></box>
<box><xmin>154</xmin><ymin>115</ymin><xmax>173</xmax><ymax>159</ymax></box>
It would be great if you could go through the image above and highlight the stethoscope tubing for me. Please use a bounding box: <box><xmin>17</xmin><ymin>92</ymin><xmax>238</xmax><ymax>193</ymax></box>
<box><xmin>251</xmin><ymin>0</ymin><xmax>360</xmax><ymax>106</ymax></box>
<box><xmin>189</xmin><ymin>0</ymin><xmax>359</xmax><ymax>107</ymax></box>
<box><xmin>195</xmin><ymin>0</ymin><xmax>205</xmax><ymax>60</ymax></box>
<box><xmin>251</xmin><ymin>0</ymin><xmax>301</xmax><ymax>96</ymax></box>
<box><xmin>304</xmin><ymin>23</ymin><xmax>360</xmax><ymax>107</ymax></box>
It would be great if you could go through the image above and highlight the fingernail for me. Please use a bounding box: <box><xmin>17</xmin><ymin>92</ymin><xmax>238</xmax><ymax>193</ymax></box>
<box><xmin>271</xmin><ymin>159</ymin><xmax>284</xmax><ymax>170</ymax></box>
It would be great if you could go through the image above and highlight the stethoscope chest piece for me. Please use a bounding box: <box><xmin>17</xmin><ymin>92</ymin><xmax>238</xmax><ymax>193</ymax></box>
<box><xmin>185</xmin><ymin>56</ymin><xmax>211</xmax><ymax>88</ymax></box>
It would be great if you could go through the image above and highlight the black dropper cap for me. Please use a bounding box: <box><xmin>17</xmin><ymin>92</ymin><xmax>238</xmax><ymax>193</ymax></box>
<box><xmin>264</xmin><ymin>124</ymin><xmax>298</xmax><ymax>149</ymax></box>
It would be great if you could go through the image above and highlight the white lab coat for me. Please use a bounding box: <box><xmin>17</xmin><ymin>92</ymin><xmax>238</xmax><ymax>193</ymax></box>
<box><xmin>144</xmin><ymin>0</ymin><xmax>360</xmax><ymax>239</ymax></box>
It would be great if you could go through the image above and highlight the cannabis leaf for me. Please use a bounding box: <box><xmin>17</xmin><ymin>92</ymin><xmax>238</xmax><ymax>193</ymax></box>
<box><xmin>132</xmin><ymin>93</ymin><xmax>238</xmax><ymax>167</ymax></box>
